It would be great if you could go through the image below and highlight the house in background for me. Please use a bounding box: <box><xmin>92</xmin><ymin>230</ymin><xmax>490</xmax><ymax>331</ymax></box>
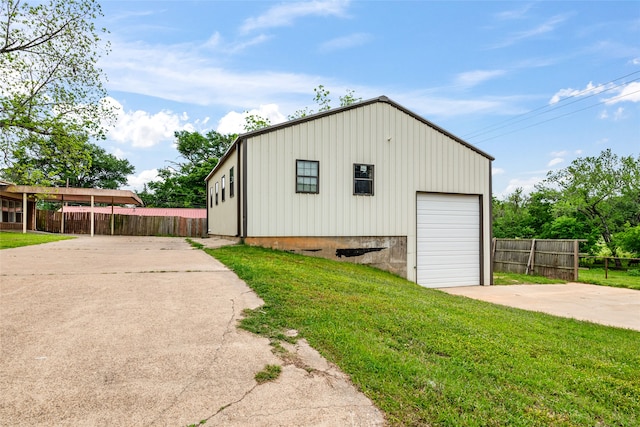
<box><xmin>205</xmin><ymin>96</ymin><xmax>494</xmax><ymax>288</ymax></box>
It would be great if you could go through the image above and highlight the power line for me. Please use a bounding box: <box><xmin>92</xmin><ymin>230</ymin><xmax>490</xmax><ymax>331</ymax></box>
<box><xmin>462</xmin><ymin>70</ymin><xmax>640</xmax><ymax>142</ymax></box>
<box><xmin>471</xmin><ymin>87</ymin><xmax>640</xmax><ymax>144</ymax></box>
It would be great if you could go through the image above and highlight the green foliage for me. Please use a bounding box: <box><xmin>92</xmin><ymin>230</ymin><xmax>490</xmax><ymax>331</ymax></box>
<box><xmin>339</xmin><ymin>89</ymin><xmax>362</xmax><ymax>107</ymax></box>
<box><xmin>0</xmin><ymin>231</ymin><xmax>74</xmax><ymax>249</ymax></box>
<box><xmin>243</xmin><ymin>114</ymin><xmax>271</xmax><ymax>132</ymax></box>
<box><xmin>1</xmin><ymin>134</ymin><xmax>134</xmax><ymax>189</ymax></box>
<box><xmin>539</xmin><ymin>149</ymin><xmax>640</xmax><ymax>258</ymax></box>
<box><xmin>313</xmin><ymin>84</ymin><xmax>331</xmax><ymax>112</ymax></box>
<box><xmin>288</xmin><ymin>86</ymin><xmax>361</xmax><ymax>120</ymax></box>
<box><xmin>210</xmin><ymin>245</ymin><xmax>640</xmax><ymax>426</ymax></box>
<box><xmin>615</xmin><ymin>225</ymin><xmax>640</xmax><ymax>255</ymax></box>
<box><xmin>0</xmin><ymin>0</ymin><xmax>113</xmax><ymax>164</ymax></box>
<box><xmin>494</xmin><ymin>150</ymin><xmax>640</xmax><ymax>257</ymax></box>
<box><xmin>143</xmin><ymin>130</ymin><xmax>234</xmax><ymax>207</ymax></box>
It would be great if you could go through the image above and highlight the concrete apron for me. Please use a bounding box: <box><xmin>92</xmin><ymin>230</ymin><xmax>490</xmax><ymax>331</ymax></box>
<box><xmin>441</xmin><ymin>283</ymin><xmax>640</xmax><ymax>332</ymax></box>
<box><xmin>0</xmin><ymin>236</ymin><xmax>384</xmax><ymax>426</ymax></box>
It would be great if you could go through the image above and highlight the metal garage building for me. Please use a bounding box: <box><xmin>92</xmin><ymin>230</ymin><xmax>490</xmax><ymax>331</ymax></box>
<box><xmin>205</xmin><ymin>96</ymin><xmax>494</xmax><ymax>287</ymax></box>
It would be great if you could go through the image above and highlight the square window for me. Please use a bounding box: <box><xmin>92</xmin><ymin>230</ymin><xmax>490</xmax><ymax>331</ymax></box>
<box><xmin>354</xmin><ymin>164</ymin><xmax>374</xmax><ymax>196</ymax></box>
<box><xmin>296</xmin><ymin>160</ymin><xmax>319</xmax><ymax>194</ymax></box>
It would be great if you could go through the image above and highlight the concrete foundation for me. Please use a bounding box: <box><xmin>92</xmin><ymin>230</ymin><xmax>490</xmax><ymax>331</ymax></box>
<box><xmin>245</xmin><ymin>236</ymin><xmax>408</xmax><ymax>278</ymax></box>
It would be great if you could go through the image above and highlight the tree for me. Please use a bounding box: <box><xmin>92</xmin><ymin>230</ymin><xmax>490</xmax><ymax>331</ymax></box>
<box><xmin>538</xmin><ymin>149</ymin><xmax>640</xmax><ymax>266</ymax></box>
<box><xmin>0</xmin><ymin>134</ymin><xmax>134</xmax><ymax>189</ymax></box>
<box><xmin>288</xmin><ymin>85</ymin><xmax>361</xmax><ymax>120</ymax></box>
<box><xmin>145</xmin><ymin>130</ymin><xmax>235</xmax><ymax>207</ymax></box>
<box><xmin>0</xmin><ymin>0</ymin><xmax>112</xmax><ymax>165</ymax></box>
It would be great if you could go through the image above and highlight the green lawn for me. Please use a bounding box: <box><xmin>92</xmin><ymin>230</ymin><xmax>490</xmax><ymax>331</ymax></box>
<box><xmin>0</xmin><ymin>231</ymin><xmax>74</xmax><ymax>249</ymax></box>
<box><xmin>208</xmin><ymin>245</ymin><xmax>639</xmax><ymax>426</ymax></box>
<box><xmin>578</xmin><ymin>268</ymin><xmax>640</xmax><ymax>290</ymax></box>
<box><xmin>493</xmin><ymin>271</ymin><xmax>566</xmax><ymax>285</ymax></box>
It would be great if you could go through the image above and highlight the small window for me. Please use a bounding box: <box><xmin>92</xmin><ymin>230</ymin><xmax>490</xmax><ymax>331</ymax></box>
<box><xmin>215</xmin><ymin>182</ymin><xmax>219</xmax><ymax>205</ymax></box>
<box><xmin>354</xmin><ymin>164</ymin><xmax>374</xmax><ymax>196</ymax></box>
<box><xmin>296</xmin><ymin>160</ymin><xmax>319</xmax><ymax>194</ymax></box>
<box><xmin>209</xmin><ymin>187</ymin><xmax>213</xmax><ymax>208</ymax></box>
<box><xmin>222</xmin><ymin>175</ymin><xmax>226</xmax><ymax>202</ymax></box>
<box><xmin>229</xmin><ymin>167</ymin><xmax>235</xmax><ymax>198</ymax></box>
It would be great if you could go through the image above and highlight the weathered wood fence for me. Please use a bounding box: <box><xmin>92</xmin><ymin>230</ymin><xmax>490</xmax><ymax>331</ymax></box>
<box><xmin>492</xmin><ymin>238</ymin><xmax>582</xmax><ymax>281</ymax></box>
<box><xmin>36</xmin><ymin>211</ymin><xmax>206</xmax><ymax>237</ymax></box>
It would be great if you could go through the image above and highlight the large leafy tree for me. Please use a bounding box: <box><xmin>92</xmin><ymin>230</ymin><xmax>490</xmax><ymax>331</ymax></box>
<box><xmin>143</xmin><ymin>130</ymin><xmax>235</xmax><ymax>207</ymax></box>
<box><xmin>0</xmin><ymin>0</ymin><xmax>113</xmax><ymax>165</ymax></box>
<box><xmin>1</xmin><ymin>134</ymin><xmax>134</xmax><ymax>189</ymax></box>
<box><xmin>537</xmin><ymin>149</ymin><xmax>640</xmax><ymax>265</ymax></box>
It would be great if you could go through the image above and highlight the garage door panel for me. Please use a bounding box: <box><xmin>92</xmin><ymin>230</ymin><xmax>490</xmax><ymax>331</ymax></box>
<box><xmin>417</xmin><ymin>193</ymin><xmax>480</xmax><ymax>288</ymax></box>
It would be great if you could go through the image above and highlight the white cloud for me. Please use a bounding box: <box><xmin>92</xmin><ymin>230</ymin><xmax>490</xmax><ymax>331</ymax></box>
<box><xmin>492</xmin><ymin>14</ymin><xmax>569</xmax><ymax>49</ymax></box>
<box><xmin>495</xmin><ymin>3</ymin><xmax>534</xmax><ymax>20</ymax></box>
<box><xmin>500</xmin><ymin>176</ymin><xmax>543</xmax><ymax>197</ymax></box>
<box><xmin>492</xmin><ymin>167</ymin><xmax>505</xmax><ymax>176</ymax></box>
<box><xmin>604</xmin><ymin>81</ymin><xmax>640</xmax><ymax>105</ymax></box>
<box><xmin>547</xmin><ymin>157</ymin><xmax>564</xmax><ymax>167</ymax></box>
<box><xmin>216</xmin><ymin>104</ymin><xmax>287</xmax><ymax>135</ymax></box>
<box><xmin>125</xmin><ymin>169</ymin><xmax>159</xmax><ymax>192</ymax></box>
<box><xmin>112</xmin><ymin>147</ymin><xmax>128</xmax><ymax>159</ymax></box>
<box><xmin>240</xmin><ymin>0</ymin><xmax>350</xmax><ymax>33</ymax></box>
<box><xmin>632</xmin><ymin>57</ymin><xmax>640</xmax><ymax>65</ymax></box>
<box><xmin>319</xmin><ymin>33</ymin><xmax>372</xmax><ymax>52</ymax></box>
<box><xmin>574</xmin><ymin>149</ymin><xmax>583</xmax><ymax>155</ymax></box>
<box><xmin>454</xmin><ymin>70</ymin><xmax>507</xmax><ymax>88</ymax></box>
<box><xmin>549</xmin><ymin>81</ymin><xmax>609</xmax><ymax>104</ymax></box>
<box><xmin>106</xmin><ymin>97</ymin><xmax>189</xmax><ymax>148</ymax></box>
<box><xmin>550</xmin><ymin>150</ymin><xmax>567</xmax><ymax>157</ymax></box>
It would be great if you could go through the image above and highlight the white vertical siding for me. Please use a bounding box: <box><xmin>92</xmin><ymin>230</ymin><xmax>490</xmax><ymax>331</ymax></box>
<box><xmin>244</xmin><ymin>101</ymin><xmax>492</xmax><ymax>283</ymax></box>
<box><xmin>206</xmin><ymin>148</ymin><xmax>238</xmax><ymax>235</ymax></box>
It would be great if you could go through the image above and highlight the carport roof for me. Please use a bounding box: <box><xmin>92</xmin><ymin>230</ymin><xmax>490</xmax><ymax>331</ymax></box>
<box><xmin>0</xmin><ymin>184</ymin><xmax>143</xmax><ymax>206</ymax></box>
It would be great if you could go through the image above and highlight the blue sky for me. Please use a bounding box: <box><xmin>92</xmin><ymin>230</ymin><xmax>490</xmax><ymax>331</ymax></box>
<box><xmin>96</xmin><ymin>1</ymin><xmax>640</xmax><ymax>198</ymax></box>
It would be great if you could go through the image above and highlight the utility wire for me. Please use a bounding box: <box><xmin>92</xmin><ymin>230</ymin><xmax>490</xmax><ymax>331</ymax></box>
<box><xmin>472</xmin><ymin>87</ymin><xmax>640</xmax><ymax>144</ymax></box>
<box><xmin>462</xmin><ymin>70</ymin><xmax>640</xmax><ymax>142</ymax></box>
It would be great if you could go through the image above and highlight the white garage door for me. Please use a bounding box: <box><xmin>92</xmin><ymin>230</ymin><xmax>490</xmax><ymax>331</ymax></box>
<box><xmin>417</xmin><ymin>193</ymin><xmax>480</xmax><ymax>288</ymax></box>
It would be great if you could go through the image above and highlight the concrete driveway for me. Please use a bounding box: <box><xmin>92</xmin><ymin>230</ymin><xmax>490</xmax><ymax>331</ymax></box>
<box><xmin>0</xmin><ymin>236</ymin><xmax>384</xmax><ymax>426</ymax></box>
<box><xmin>442</xmin><ymin>283</ymin><xmax>640</xmax><ymax>331</ymax></box>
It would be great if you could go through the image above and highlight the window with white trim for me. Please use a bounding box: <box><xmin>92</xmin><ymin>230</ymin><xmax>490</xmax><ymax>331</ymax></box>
<box><xmin>215</xmin><ymin>181</ymin><xmax>219</xmax><ymax>205</ymax></box>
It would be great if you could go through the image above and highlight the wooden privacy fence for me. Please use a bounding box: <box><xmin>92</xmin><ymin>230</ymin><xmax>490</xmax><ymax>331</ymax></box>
<box><xmin>36</xmin><ymin>210</ymin><xmax>206</xmax><ymax>238</ymax></box>
<box><xmin>492</xmin><ymin>238</ymin><xmax>582</xmax><ymax>281</ymax></box>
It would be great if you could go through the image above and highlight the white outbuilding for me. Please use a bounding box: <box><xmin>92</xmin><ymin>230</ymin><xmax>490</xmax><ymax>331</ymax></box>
<box><xmin>205</xmin><ymin>96</ymin><xmax>494</xmax><ymax>287</ymax></box>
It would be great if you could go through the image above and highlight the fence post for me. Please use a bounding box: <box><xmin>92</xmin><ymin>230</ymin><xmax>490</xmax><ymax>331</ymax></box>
<box><xmin>525</xmin><ymin>239</ymin><xmax>536</xmax><ymax>275</ymax></box>
<box><xmin>573</xmin><ymin>240</ymin><xmax>579</xmax><ymax>281</ymax></box>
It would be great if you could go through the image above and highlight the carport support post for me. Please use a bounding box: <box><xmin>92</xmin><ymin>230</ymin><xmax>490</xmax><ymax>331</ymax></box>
<box><xmin>22</xmin><ymin>192</ymin><xmax>27</xmax><ymax>233</ymax></box>
<box><xmin>60</xmin><ymin>196</ymin><xmax>65</xmax><ymax>234</ymax></box>
<box><xmin>90</xmin><ymin>195</ymin><xmax>95</xmax><ymax>237</ymax></box>
<box><xmin>110</xmin><ymin>198</ymin><xmax>114</xmax><ymax>236</ymax></box>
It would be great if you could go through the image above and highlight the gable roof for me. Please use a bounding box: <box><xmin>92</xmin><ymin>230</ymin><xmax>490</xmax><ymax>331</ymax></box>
<box><xmin>206</xmin><ymin>96</ymin><xmax>493</xmax><ymax>182</ymax></box>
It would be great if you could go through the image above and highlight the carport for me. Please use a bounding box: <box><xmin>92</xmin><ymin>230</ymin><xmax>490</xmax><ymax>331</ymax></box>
<box><xmin>0</xmin><ymin>183</ymin><xmax>142</xmax><ymax>236</ymax></box>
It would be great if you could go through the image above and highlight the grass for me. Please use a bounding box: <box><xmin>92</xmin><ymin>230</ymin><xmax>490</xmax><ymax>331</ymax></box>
<box><xmin>578</xmin><ymin>268</ymin><xmax>640</xmax><ymax>291</ymax></box>
<box><xmin>254</xmin><ymin>364</ymin><xmax>282</xmax><ymax>384</ymax></box>
<box><xmin>0</xmin><ymin>231</ymin><xmax>74</xmax><ymax>249</ymax></box>
<box><xmin>493</xmin><ymin>271</ymin><xmax>566</xmax><ymax>285</ymax></box>
<box><xmin>208</xmin><ymin>245</ymin><xmax>640</xmax><ymax>426</ymax></box>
